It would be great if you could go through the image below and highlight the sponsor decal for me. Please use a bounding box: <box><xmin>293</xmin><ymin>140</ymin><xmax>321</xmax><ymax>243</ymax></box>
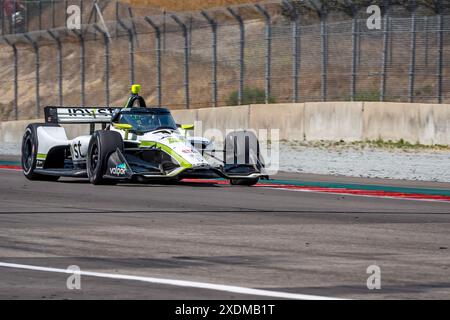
<box><xmin>36</xmin><ymin>160</ymin><xmax>44</xmax><ymax>168</ymax></box>
<box><xmin>72</xmin><ymin>141</ymin><xmax>85</xmax><ymax>159</ymax></box>
<box><xmin>110</xmin><ymin>163</ymin><xmax>127</xmax><ymax>176</ymax></box>
<box><xmin>67</xmin><ymin>108</ymin><xmax>113</xmax><ymax>118</ymax></box>
<box><xmin>167</xmin><ymin>137</ymin><xmax>181</xmax><ymax>144</ymax></box>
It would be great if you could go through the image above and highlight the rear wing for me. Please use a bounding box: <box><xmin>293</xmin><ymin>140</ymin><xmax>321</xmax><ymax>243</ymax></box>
<box><xmin>44</xmin><ymin>106</ymin><xmax>119</xmax><ymax>124</ymax></box>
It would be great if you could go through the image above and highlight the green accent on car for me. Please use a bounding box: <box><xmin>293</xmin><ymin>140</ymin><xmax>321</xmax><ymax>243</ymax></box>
<box><xmin>37</xmin><ymin>153</ymin><xmax>47</xmax><ymax>160</ymax></box>
<box><xmin>112</xmin><ymin>123</ymin><xmax>133</xmax><ymax>140</ymax></box>
<box><xmin>181</xmin><ymin>124</ymin><xmax>194</xmax><ymax>130</ymax></box>
<box><xmin>140</xmin><ymin>141</ymin><xmax>192</xmax><ymax>168</ymax></box>
<box><xmin>113</xmin><ymin>123</ymin><xmax>133</xmax><ymax>130</ymax></box>
<box><xmin>124</xmin><ymin>96</ymin><xmax>132</xmax><ymax>107</ymax></box>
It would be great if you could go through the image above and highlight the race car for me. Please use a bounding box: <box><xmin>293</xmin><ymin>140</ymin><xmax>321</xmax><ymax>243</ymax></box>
<box><xmin>21</xmin><ymin>85</ymin><xmax>265</xmax><ymax>185</ymax></box>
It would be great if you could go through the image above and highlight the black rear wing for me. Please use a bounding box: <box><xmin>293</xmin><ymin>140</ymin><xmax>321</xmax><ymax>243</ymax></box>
<box><xmin>44</xmin><ymin>106</ymin><xmax>119</xmax><ymax>125</ymax></box>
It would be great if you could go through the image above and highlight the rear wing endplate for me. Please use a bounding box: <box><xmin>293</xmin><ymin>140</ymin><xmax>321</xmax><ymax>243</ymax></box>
<box><xmin>44</xmin><ymin>106</ymin><xmax>119</xmax><ymax>124</ymax></box>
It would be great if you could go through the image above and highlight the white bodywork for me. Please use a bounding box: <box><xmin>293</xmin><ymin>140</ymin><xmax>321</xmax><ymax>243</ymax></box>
<box><xmin>31</xmin><ymin>106</ymin><xmax>262</xmax><ymax>181</ymax></box>
<box><xmin>36</xmin><ymin>126</ymin><xmax>68</xmax><ymax>156</ymax></box>
<box><xmin>110</xmin><ymin>127</ymin><xmax>210</xmax><ymax>168</ymax></box>
<box><xmin>36</xmin><ymin>125</ymin><xmax>211</xmax><ymax>169</ymax></box>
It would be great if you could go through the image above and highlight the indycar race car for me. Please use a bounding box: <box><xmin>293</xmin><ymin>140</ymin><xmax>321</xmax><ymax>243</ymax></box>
<box><xmin>21</xmin><ymin>85</ymin><xmax>265</xmax><ymax>185</ymax></box>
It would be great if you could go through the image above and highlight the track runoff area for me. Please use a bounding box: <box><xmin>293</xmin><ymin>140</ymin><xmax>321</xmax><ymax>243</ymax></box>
<box><xmin>0</xmin><ymin>159</ymin><xmax>449</xmax><ymax>308</ymax></box>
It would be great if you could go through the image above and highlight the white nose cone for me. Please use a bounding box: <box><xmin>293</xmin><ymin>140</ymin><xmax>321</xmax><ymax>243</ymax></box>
<box><xmin>139</xmin><ymin>131</ymin><xmax>209</xmax><ymax>168</ymax></box>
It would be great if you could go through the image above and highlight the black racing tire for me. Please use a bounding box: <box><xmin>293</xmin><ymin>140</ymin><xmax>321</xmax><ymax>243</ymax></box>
<box><xmin>230</xmin><ymin>178</ymin><xmax>259</xmax><ymax>186</ymax></box>
<box><xmin>21</xmin><ymin>123</ymin><xmax>60</xmax><ymax>181</ymax></box>
<box><xmin>87</xmin><ymin>130</ymin><xmax>123</xmax><ymax>185</ymax></box>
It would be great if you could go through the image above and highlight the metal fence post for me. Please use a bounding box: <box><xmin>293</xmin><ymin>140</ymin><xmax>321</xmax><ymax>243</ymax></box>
<box><xmin>163</xmin><ymin>10</ymin><xmax>166</xmax><ymax>52</ymax></box>
<box><xmin>128</xmin><ymin>6</ymin><xmax>138</xmax><ymax>47</ymax></box>
<box><xmin>308</xmin><ymin>0</ymin><xmax>327</xmax><ymax>101</ymax></box>
<box><xmin>23</xmin><ymin>33</ymin><xmax>40</xmax><ymax>118</ymax></box>
<box><xmin>201</xmin><ymin>11</ymin><xmax>218</xmax><ymax>108</ymax></box>
<box><xmin>282</xmin><ymin>0</ymin><xmax>299</xmax><ymax>103</ymax></box>
<box><xmin>255</xmin><ymin>4</ymin><xmax>272</xmax><ymax>104</ymax></box>
<box><xmin>65</xmin><ymin>0</ymin><xmax>68</xmax><ymax>29</ymax></box>
<box><xmin>0</xmin><ymin>0</ymin><xmax>4</xmax><ymax>35</ymax></box>
<box><xmin>348</xmin><ymin>2</ymin><xmax>358</xmax><ymax>102</ymax></box>
<box><xmin>380</xmin><ymin>7</ymin><xmax>390</xmax><ymax>102</ymax></box>
<box><xmin>94</xmin><ymin>24</ymin><xmax>110</xmax><ymax>106</ymax></box>
<box><xmin>408</xmin><ymin>1</ymin><xmax>417</xmax><ymax>103</ymax></box>
<box><xmin>227</xmin><ymin>7</ymin><xmax>245</xmax><ymax>106</ymax></box>
<box><xmin>4</xmin><ymin>37</ymin><xmax>18</xmax><ymax>120</ymax></box>
<box><xmin>72</xmin><ymin>30</ymin><xmax>85</xmax><ymax>107</ymax></box>
<box><xmin>424</xmin><ymin>16</ymin><xmax>428</xmax><ymax>66</ymax></box>
<box><xmin>47</xmin><ymin>30</ymin><xmax>63</xmax><ymax>106</ymax></box>
<box><xmin>320</xmin><ymin>10</ymin><xmax>328</xmax><ymax>101</ymax></box>
<box><xmin>172</xmin><ymin>14</ymin><xmax>190</xmax><ymax>109</ymax></box>
<box><xmin>115</xmin><ymin>0</ymin><xmax>119</xmax><ymax>39</ymax></box>
<box><xmin>436</xmin><ymin>7</ymin><xmax>443</xmax><ymax>104</ymax></box>
<box><xmin>357</xmin><ymin>18</ymin><xmax>362</xmax><ymax>66</ymax></box>
<box><xmin>145</xmin><ymin>17</ymin><xmax>162</xmax><ymax>107</ymax></box>
<box><xmin>389</xmin><ymin>16</ymin><xmax>393</xmax><ymax>67</ymax></box>
<box><xmin>351</xmin><ymin>17</ymin><xmax>357</xmax><ymax>101</ymax></box>
<box><xmin>51</xmin><ymin>0</ymin><xmax>56</xmax><ymax>28</ymax></box>
<box><xmin>188</xmin><ymin>15</ymin><xmax>193</xmax><ymax>59</ymax></box>
<box><xmin>118</xmin><ymin>19</ymin><xmax>135</xmax><ymax>85</ymax></box>
<box><xmin>38</xmin><ymin>0</ymin><xmax>42</xmax><ymax>30</ymax></box>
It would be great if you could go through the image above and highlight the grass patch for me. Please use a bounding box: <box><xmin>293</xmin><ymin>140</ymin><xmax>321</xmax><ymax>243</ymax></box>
<box><xmin>367</xmin><ymin>138</ymin><xmax>449</xmax><ymax>150</ymax></box>
<box><xmin>351</xmin><ymin>90</ymin><xmax>380</xmax><ymax>102</ymax></box>
<box><xmin>283</xmin><ymin>139</ymin><xmax>450</xmax><ymax>151</ymax></box>
<box><xmin>226</xmin><ymin>87</ymin><xmax>276</xmax><ymax>106</ymax></box>
<box><xmin>123</xmin><ymin>0</ymin><xmax>261</xmax><ymax>11</ymax></box>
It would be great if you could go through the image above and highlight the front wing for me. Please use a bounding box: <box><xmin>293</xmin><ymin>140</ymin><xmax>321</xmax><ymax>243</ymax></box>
<box><xmin>104</xmin><ymin>148</ymin><xmax>264</xmax><ymax>181</ymax></box>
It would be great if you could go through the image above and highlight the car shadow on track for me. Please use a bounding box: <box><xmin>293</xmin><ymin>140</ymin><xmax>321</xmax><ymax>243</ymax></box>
<box><xmin>116</xmin><ymin>182</ymin><xmax>224</xmax><ymax>188</ymax></box>
<box><xmin>57</xmin><ymin>178</ymin><xmax>224</xmax><ymax>188</ymax></box>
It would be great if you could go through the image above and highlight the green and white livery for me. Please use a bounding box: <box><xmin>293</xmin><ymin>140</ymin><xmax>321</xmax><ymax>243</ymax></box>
<box><xmin>21</xmin><ymin>85</ymin><xmax>265</xmax><ymax>185</ymax></box>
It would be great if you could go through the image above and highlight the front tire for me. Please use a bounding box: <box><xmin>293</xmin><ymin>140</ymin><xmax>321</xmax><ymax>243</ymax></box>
<box><xmin>21</xmin><ymin>124</ymin><xmax>60</xmax><ymax>181</ymax></box>
<box><xmin>87</xmin><ymin>130</ymin><xmax>123</xmax><ymax>185</ymax></box>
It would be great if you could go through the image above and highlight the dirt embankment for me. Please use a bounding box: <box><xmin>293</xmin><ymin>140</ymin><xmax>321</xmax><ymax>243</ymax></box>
<box><xmin>122</xmin><ymin>0</ymin><xmax>262</xmax><ymax>12</ymax></box>
<box><xmin>0</xmin><ymin>1</ymin><xmax>448</xmax><ymax>121</ymax></box>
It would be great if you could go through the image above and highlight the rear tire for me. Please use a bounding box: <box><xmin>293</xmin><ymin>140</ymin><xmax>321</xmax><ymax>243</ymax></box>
<box><xmin>87</xmin><ymin>130</ymin><xmax>123</xmax><ymax>185</ymax></box>
<box><xmin>230</xmin><ymin>178</ymin><xmax>259</xmax><ymax>186</ymax></box>
<box><xmin>21</xmin><ymin>123</ymin><xmax>60</xmax><ymax>181</ymax></box>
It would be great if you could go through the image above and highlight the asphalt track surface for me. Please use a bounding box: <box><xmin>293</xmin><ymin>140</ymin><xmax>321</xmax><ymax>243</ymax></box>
<box><xmin>0</xmin><ymin>163</ymin><xmax>449</xmax><ymax>299</ymax></box>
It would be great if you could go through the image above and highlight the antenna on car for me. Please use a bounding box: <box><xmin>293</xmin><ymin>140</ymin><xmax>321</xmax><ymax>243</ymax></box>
<box><xmin>131</xmin><ymin>84</ymin><xmax>141</xmax><ymax>95</ymax></box>
<box><xmin>125</xmin><ymin>84</ymin><xmax>147</xmax><ymax>108</ymax></box>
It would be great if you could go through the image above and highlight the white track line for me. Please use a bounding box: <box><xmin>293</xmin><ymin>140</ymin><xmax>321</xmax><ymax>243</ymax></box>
<box><xmin>0</xmin><ymin>262</ymin><xmax>343</xmax><ymax>300</ymax></box>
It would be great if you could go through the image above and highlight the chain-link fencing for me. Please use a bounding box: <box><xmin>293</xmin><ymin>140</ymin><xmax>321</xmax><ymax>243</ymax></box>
<box><xmin>0</xmin><ymin>0</ymin><xmax>449</xmax><ymax>120</ymax></box>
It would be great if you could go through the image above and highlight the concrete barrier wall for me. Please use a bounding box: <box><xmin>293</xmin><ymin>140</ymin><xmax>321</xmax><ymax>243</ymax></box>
<box><xmin>362</xmin><ymin>102</ymin><xmax>450</xmax><ymax>146</ymax></box>
<box><xmin>304</xmin><ymin>102</ymin><xmax>363</xmax><ymax>141</ymax></box>
<box><xmin>1</xmin><ymin>102</ymin><xmax>450</xmax><ymax>146</ymax></box>
<box><xmin>174</xmin><ymin>102</ymin><xmax>450</xmax><ymax>145</ymax></box>
<box><xmin>426</xmin><ymin>104</ymin><xmax>450</xmax><ymax>146</ymax></box>
<box><xmin>249</xmin><ymin>103</ymin><xmax>305</xmax><ymax>141</ymax></box>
